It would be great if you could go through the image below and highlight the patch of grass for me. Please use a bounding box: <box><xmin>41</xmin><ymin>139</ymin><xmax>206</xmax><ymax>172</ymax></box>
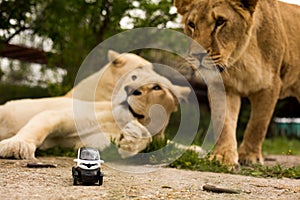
<box><xmin>263</xmin><ymin>137</ymin><xmax>300</xmax><ymax>155</ymax></box>
<box><xmin>36</xmin><ymin>147</ymin><xmax>76</xmax><ymax>157</ymax></box>
<box><xmin>169</xmin><ymin>150</ymin><xmax>230</xmax><ymax>173</ymax></box>
<box><xmin>238</xmin><ymin>165</ymin><xmax>300</xmax><ymax>179</ymax></box>
<box><xmin>142</xmin><ymin>137</ymin><xmax>169</xmax><ymax>153</ymax></box>
<box><xmin>163</xmin><ymin>124</ymin><xmax>300</xmax><ymax>179</ymax></box>
<box><xmin>123</xmin><ymin>138</ymin><xmax>186</xmax><ymax>165</ymax></box>
<box><xmin>168</xmin><ymin>150</ymin><xmax>300</xmax><ymax>179</ymax></box>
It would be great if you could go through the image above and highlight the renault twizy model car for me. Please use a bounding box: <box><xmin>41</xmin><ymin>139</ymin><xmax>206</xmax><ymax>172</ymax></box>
<box><xmin>72</xmin><ymin>147</ymin><xmax>104</xmax><ymax>186</ymax></box>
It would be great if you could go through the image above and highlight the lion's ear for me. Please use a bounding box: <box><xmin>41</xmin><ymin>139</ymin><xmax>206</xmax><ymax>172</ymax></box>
<box><xmin>240</xmin><ymin>0</ymin><xmax>259</xmax><ymax>14</ymax></box>
<box><xmin>174</xmin><ymin>0</ymin><xmax>193</xmax><ymax>15</ymax></box>
<box><xmin>168</xmin><ymin>85</ymin><xmax>191</xmax><ymax>112</ymax></box>
<box><xmin>108</xmin><ymin>50</ymin><xmax>126</xmax><ymax>68</ymax></box>
<box><xmin>172</xmin><ymin>85</ymin><xmax>191</xmax><ymax>103</ymax></box>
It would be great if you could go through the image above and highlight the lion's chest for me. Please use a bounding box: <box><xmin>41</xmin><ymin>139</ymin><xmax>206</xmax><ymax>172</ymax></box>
<box><xmin>222</xmin><ymin>62</ymin><xmax>273</xmax><ymax>96</ymax></box>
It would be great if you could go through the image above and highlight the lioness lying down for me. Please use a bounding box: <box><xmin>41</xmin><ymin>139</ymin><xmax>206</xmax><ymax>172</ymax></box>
<box><xmin>175</xmin><ymin>0</ymin><xmax>300</xmax><ymax>166</ymax></box>
<box><xmin>0</xmin><ymin>52</ymin><xmax>191</xmax><ymax>159</ymax></box>
<box><xmin>0</xmin><ymin>51</ymin><xmax>152</xmax><ymax>141</ymax></box>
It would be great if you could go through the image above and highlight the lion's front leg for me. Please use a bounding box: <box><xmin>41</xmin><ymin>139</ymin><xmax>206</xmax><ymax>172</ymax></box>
<box><xmin>0</xmin><ymin>136</ymin><xmax>36</xmax><ymax>159</ymax></box>
<box><xmin>238</xmin><ymin>87</ymin><xmax>280</xmax><ymax>165</ymax></box>
<box><xmin>0</xmin><ymin>110</ymin><xmax>74</xmax><ymax>159</ymax></box>
<box><xmin>212</xmin><ymin>93</ymin><xmax>241</xmax><ymax>166</ymax></box>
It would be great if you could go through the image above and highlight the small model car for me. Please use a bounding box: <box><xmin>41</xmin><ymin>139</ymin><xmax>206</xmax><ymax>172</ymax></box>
<box><xmin>72</xmin><ymin>147</ymin><xmax>104</xmax><ymax>186</ymax></box>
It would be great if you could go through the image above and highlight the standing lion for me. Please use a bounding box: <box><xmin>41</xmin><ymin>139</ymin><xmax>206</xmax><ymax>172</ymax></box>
<box><xmin>175</xmin><ymin>0</ymin><xmax>300</xmax><ymax>166</ymax></box>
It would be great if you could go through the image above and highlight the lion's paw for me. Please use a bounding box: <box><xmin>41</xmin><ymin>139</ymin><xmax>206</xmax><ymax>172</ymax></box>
<box><xmin>117</xmin><ymin>120</ymin><xmax>152</xmax><ymax>158</ymax></box>
<box><xmin>118</xmin><ymin>135</ymin><xmax>151</xmax><ymax>158</ymax></box>
<box><xmin>238</xmin><ymin>151</ymin><xmax>264</xmax><ymax>166</ymax></box>
<box><xmin>0</xmin><ymin>137</ymin><xmax>36</xmax><ymax>159</ymax></box>
<box><xmin>211</xmin><ymin>148</ymin><xmax>239</xmax><ymax>167</ymax></box>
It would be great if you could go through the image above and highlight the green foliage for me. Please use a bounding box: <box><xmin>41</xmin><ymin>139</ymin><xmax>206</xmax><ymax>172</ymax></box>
<box><xmin>47</xmin><ymin>82</ymin><xmax>70</xmax><ymax>97</ymax></box>
<box><xmin>129</xmin><ymin>0</ymin><xmax>177</xmax><ymax>28</ymax></box>
<box><xmin>263</xmin><ymin>137</ymin><xmax>300</xmax><ymax>156</ymax></box>
<box><xmin>100</xmin><ymin>138</ymin><xmax>184</xmax><ymax>165</ymax></box>
<box><xmin>100</xmin><ymin>144</ymin><xmax>122</xmax><ymax>162</ymax></box>
<box><xmin>165</xmin><ymin>103</ymin><xmax>210</xmax><ymax>146</ymax></box>
<box><xmin>0</xmin><ymin>0</ymin><xmax>43</xmax><ymax>41</ymax></box>
<box><xmin>238</xmin><ymin>165</ymin><xmax>300</xmax><ymax>179</ymax></box>
<box><xmin>0</xmin><ymin>83</ymin><xmax>49</xmax><ymax>104</ymax></box>
<box><xmin>36</xmin><ymin>147</ymin><xmax>76</xmax><ymax>157</ymax></box>
<box><xmin>169</xmin><ymin>150</ymin><xmax>300</xmax><ymax>179</ymax></box>
<box><xmin>0</xmin><ymin>0</ymin><xmax>178</xmax><ymax>92</ymax></box>
<box><xmin>168</xmin><ymin>137</ymin><xmax>300</xmax><ymax>179</ymax></box>
<box><xmin>142</xmin><ymin>137</ymin><xmax>169</xmax><ymax>153</ymax></box>
<box><xmin>32</xmin><ymin>0</ymin><xmax>134</xmax><ymax>88</ymax></box>
<box><xmin>169</xmin><ymin>150</ymin><xmax>230</xmax><ymax>173</ymax></box>
<box><xmin>140</xmin><ymin>137</ymin><xmax>184</xmax><ymax>164</ymax></box>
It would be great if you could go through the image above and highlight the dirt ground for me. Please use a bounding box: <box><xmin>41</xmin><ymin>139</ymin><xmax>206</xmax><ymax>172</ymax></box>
<box><xmin>0</xmin><ymin>156</ymin><xmax>299</xmax><ymax>200</ymax></box>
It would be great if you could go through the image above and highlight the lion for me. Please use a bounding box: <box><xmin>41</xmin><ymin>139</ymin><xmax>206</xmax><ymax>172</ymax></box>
<box><xmin>0</xmin><ymin>58</ymin><xmax>191</xmax><ymax>159</ymax></box>
<box><xmin>175</xmin><ymin>0</ymin><xmax>300</xmax><ymax>166</ymax></box>
<box><xmin>0</xmin><ymin>51</ymin><xmax>152</xmax><ymax>141</ymax></box>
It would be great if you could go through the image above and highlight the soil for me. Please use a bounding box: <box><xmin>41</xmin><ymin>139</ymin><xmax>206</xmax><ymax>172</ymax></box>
<box><xmin>0</xmin><ymin>155</ymin><xmax>299</xmax><ymax>200</ymax></box>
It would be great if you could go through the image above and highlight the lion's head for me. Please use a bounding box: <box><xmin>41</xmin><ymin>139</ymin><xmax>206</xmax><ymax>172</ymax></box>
<box><xmin>65</xmin><ymin>50</ymin><xmax>153</xmax><ymax>101</ymax></box>
<box><xmin>113</xmin><ymin>68</ymin><xmax>191</xmax><ymax>139</ymax></box>
<box><xmin>175</xmin><ymin>0</ymin><xmax>259</xmax><ymax>72</ymax></box>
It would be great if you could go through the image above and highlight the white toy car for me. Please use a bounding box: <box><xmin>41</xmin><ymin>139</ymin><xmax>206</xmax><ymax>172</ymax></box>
<box><xmin>72</xmin><ymin>147</ymin><xmax>104</xmax><ymax>186</ymax></box>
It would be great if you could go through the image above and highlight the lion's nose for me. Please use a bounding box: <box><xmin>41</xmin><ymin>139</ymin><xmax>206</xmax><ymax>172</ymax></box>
<box><xmin>125</xmin><ymin>86</ymin><xmax>142</xmax><ymax>96</ymax></box>
<box><xmin>192</xmin><ymin>52</ymin><xmax>207</xmax><ymax>64</ymax></box>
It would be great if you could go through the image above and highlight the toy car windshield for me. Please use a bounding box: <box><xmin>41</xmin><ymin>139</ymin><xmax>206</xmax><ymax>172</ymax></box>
<box><xmin>79</xmin><ymin>148</ymin><xmax>100</xmax><ymax>160</ymax></box>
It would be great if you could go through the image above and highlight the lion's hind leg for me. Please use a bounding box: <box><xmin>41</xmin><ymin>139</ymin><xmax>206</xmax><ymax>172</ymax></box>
<box><xmin>289</xmin><ymin>78</ymin><xmax>300</xmax><ymax>103</ymax></box>
<box><xmin>294</xmin><ymin>80</ymin><xmax>300</xmax><ymax>103</ymax></box>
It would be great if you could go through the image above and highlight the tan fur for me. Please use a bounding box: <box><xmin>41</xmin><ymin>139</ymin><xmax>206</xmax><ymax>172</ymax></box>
<box><xmin>175</xmin><ymin>0</ymin><xmax>300</xmax><ymax>166</ymax></box>
<box><xmin>0</xmin><ymin>54</ymin><xmax>190</xmax><ymax>160</ymax></box>
<box><xmin>122</xmin><ymin>70</ymin><xmax>191</xmax><ymax>139</ymax></box>
<box><xmin>64</xmin><ymin>50</ymin><xmax>153</xmax><ymax>101</ymax></box>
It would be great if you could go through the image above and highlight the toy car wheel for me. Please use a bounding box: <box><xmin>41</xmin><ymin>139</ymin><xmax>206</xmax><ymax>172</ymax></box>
<box><xmin>99</xmin><ymin>175</ymin><xmax>103</xmax><ymax>186</ymax></box>
<box><xmin>73</xmin><ymin>179</ymin><xmax>78</xmax><ymax>186</ymax></box>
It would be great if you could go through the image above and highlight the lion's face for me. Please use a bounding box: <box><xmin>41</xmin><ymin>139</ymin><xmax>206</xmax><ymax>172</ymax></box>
<box><xmin>126</xmin><ymin>82</ymin><xmax>178</xmax><ymax>137</ymax></box>
<box><xmin>127</xmin><ymin>83</ymin><xmax>177</xmax><ymax>119</ymax></box>
<box><xmin>175</xmin><ymin>0</ymin><xmax>258</xmax><ymax>71</ymax></box>
<box><xmin>113</xmin><ymin>68</ymin><xmax>191</xmax><ymax>137</ymax></box>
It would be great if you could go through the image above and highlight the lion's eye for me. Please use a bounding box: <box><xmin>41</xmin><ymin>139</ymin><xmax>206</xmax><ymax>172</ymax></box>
<box><xmin>215</xmin><ymin>17</ymin><xmax>226</xmax><ymax>27</ymax></box>
<box><xmin>152</xmin><ymin>85</ymin><xmax>162</xmax><ymax>91</ymax></box>
<box><xmin>131</xmin><ymin>75</ymin><xmax>137</xmax><ymax>81</ymax></box>
<box><xmin>187</xmin><ymin>21</ymin><xmax>196</xmax><ymax>29</ymax></box>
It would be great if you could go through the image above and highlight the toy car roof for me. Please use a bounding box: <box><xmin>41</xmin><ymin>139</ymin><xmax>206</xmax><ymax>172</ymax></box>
<box><xmin>78</xmin><ymin>147</ymin><xmax>99</xmax><ymax>152</ymax></box>
<box><xmin>77</xmin><ymin>147</ymin><xmax>101</xmax><ymax>160</ymax></box>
